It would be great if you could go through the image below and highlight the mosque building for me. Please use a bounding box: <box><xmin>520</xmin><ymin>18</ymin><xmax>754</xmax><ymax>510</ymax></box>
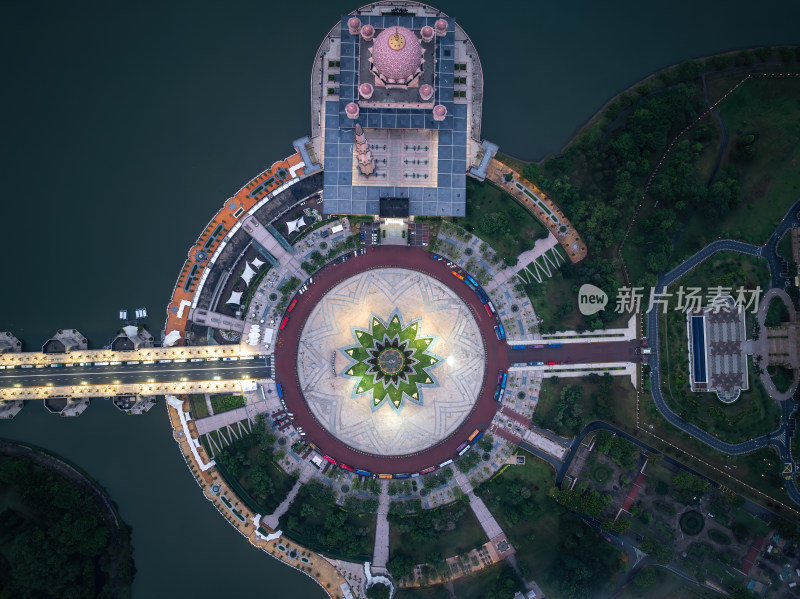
<box><xmin>298</xmin><ymin>1</ymin><xmax>497</xmax><ymax>218</ymax></box>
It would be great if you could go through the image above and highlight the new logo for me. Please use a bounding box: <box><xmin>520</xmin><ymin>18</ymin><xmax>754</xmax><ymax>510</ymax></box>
<box><xmin>578</xmin><ymin>284</ymin><xmax>608</xmax><ymax>316</ymax></box>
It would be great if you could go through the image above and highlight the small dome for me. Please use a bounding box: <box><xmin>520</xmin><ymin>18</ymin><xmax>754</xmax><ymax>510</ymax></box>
<box><xmin>361</xmin><ymin>24</ymin><xmax>375</xmax><ymax>41</ymax></box>
<box><xmin>433</xmin><ymin>104</ymin><xmax>447</xmax><ymax>121</ymax></box>
<box><xmin>419</xmin><ymin>84</ymin><xmax>433</xmax><ymax>101</ymax></box>
<box><xmin>348</xmin><ymin>17</ymin><xmax>361</xmax><ymax>34</ymax></box>
<box><xmin>359</xmin><ymin>82</ymin><xmax>374</xmax><ymax>99</ymax></box>
<box><xmin>371</xmin><ymin>26</ymin><xmax>422</xmax><ymax>83</ymax></box>
<box><xmin>345</xmin><ymin>102</ymin><xmax>360</xmax><ymax>119</ymax></box>
<box><xmin>420</xmin><ymin>25</ymin><xmax>434</xmax><ymax>42</ymax></box>
<box><xmin>434</xmin><ymin>19</ymin><xmax>448</xmax><ymax>36</ymax></box>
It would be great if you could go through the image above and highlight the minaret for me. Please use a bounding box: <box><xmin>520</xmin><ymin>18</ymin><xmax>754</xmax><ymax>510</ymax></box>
<box><xmin>353</xmin><ymin>124</ymin><xmax>375</xmax><ymax>176</ymax></box>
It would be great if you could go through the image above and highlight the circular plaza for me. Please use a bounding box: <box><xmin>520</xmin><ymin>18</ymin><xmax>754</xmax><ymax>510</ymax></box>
<box><xmin>275</xmin><ymin>246</ymin><xmax>508</xmax><ymax>473</ymax></box>
<box><xmin>296</xmin><ymin>267</ymin><xmax>486</xmax><ymax>457</ymax></box>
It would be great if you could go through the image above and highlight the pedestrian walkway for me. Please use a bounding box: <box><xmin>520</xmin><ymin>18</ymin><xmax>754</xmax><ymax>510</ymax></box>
<box><xmin>372</xmin><ymin>480</ymin><xmax>391</xmax><ymax>571</ymax></box>
<box><xmin>453</xmin><ymin>470</ymin><xmax>504</xmax><ymax>541</ymax></box>
<box><xmin>261</xmin><ymin>463</ymin><xmax>315</xmax><ymax>529</ymax></box>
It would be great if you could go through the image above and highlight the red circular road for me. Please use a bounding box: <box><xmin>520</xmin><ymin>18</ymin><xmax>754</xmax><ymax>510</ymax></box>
<box><xmin>274</xmin><ymin>245</ymin><xmax>509</xmax><ymax>474</ymax></box>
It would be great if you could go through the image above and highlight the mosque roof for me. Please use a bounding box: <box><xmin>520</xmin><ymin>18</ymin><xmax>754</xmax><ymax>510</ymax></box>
<box><xmin>371</xmin><ymin>26</ymin><xmax>422</xmax><ymax>83</ymax></box>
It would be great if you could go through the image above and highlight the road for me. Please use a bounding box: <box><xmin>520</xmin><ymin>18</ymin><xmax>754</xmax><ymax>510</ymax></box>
<box><xmin>646</xmin><ymin>198</ymin><xmax>800</xmax><ymax>504</ymax></box>
<box><xmin>0</xmin><ymin>358</ymin><xmax>273</xmax><ymax>389</ymax></box>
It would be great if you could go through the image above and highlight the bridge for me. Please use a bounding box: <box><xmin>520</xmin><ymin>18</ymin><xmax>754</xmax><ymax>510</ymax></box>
<box><xmin>0</xmin><ymin>346</ymin><xmax>273</xmax><ymax>400</ymax></box>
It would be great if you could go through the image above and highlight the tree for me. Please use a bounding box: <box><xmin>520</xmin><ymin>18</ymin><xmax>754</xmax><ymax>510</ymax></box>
<box><xmin>387</xmin><ymin>553</ymin><xmax>414</xmax><ymax>579</ymax></box>
<box><xmin>366</xmin><ymin>583</ymin><xmax>391</xmax><ymax>599</ymax></box>
<box><xmin>632</xmin><ymin>566</ymin><xmax>657</xmax><ymax>590</ymax></box>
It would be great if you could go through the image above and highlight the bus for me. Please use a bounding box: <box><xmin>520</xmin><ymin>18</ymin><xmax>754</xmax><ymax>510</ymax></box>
<box><xmin>438</xmin><ymin>459</ymin><xmax>453</xmax><ymax>468</ymax></box>
<box><xmin>510</xmin><ymin>345</ymin><xmax>526</xmax><ymax>350</ymax></box>
<box><xmin>549</xmin><ymin>343</ymin><xmax>562</xmax><ymax>347</ymax></box>
<box><xmin>393</xmin><ymin>473</ymin><xmax>410</xmax><ymax>479</ymax></box>
<box><xmin>501</xmin><ymin>372</ymin><xmax>507</xmax><ymax>389</ymax></box>
<box><xmin>94</xmin><ymin>361</ymin><xmax>110</xmax><ymax>366</ymax></box>
<box><xmin>458</xmin><ymin>445</ymin><xmax>471</xmax><ymax>457</ymax></box>
<box><xmin>451</xmin><ymin>270</ymin><xmax>464</xmax><ymax>280</ymax></box>
<box><xmin>340</xmin><ymin>463</ymin><xmax>354</xmax><ymax>472</ymax></box>
<box><xmin>493</xmin><ymin>386</ymin><xmax>502</xmax><ymax>402</ymax></box>
<box><xmin>484</xmin><ymin>303</ymin><xmax>493</xmax><ymax>316</ymax></box>
<box><xmin>467</xmin><ymin>429</ymin><xmax>480</xmax><ymax>442</ymax></box>
<box><xmin>378</xmin><ymin>474</ymin><xmax>393</xmax><ymax>480</ymax></box>
<box><xmin>420</xmin><ymin>466</ymin><xmax>436</xmax><ymax>475</ymax></box>
<box><xmin>287</xmin><ymin>298</ymin><xmax>297</xmax><ymax>313</ymax></box>
<box><xmin>456</xmin><ymin>442</ymin><xmax>469</xmax><ymax>453</ymax></box>
<box><xmin>465</xmin><ymin>275</ymin><xmax>478</xmax><ymax>287</ymax></box>
<box><xmin>323</xmin><ymin>455</ymin><xmax>337</xmax><ymax>465</ymax></box>
<box><xmin>276</xmin><ymin>383</ymin><xmax>284</xmax><ymax>398</ymax></box>
<box><xmin>355</xmin><ymin>469</ymin><xmax>372</xmax><ymax>477</ymax></box>
<box><xmin>280</xmin><ymin>316</ymin><xmax>289</xmax><ymax>330</ymax></box>
<box><xmin>464</xmin><ymin>279</ymin><xmax>477</xmax><ymax>291</ymax></box>
<box><xmin>498</xmin><ymin>324</ymin><xmax>506</xmax><ymax>339</ymax></box>
<box><xmin>486</xmin><ymin>301</ymin><xmax>497</xmax><ymax>315</ymax></box>
<box><xmin>472</xmin><ymin>432</ymin><xmax>484</xmax><ymax>444</ymax></box>
<box><xmin>477</xmin><ymin>288</ymin><xmax>489</xmax><ymax>303</ymax></box>
<box><xmin>494</xmin><ymin>325</ymin><xmax>503</xmax><ymax>340</ymax></box>
<box><xmin>533</xmin><ymin>344</ymin><xmax>545</xmax><ymax>349</ymax></box>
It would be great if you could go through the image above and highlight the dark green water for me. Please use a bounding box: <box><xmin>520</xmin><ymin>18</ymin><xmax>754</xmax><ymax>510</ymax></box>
<box><xmin>1</xmin><ymin>0</ymin><xmax>797</xmax><ymax>597</ymax></box>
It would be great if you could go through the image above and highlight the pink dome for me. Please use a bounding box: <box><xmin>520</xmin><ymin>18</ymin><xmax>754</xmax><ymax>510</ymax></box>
<box><xmin>433</xmin><ymin>104</ymin><xmax>447</xmax><ymax>121</ymax></box>
<box><xmin>420</xmin><ymin>25</ymin><xmax>434</xmax><ymax>42</ymax></box>
<box><xmin>345</xmin><ymin>102</ymin><xmax>360</xmax><ymax>119</ymax></box>
<box><xmin>419</xmin><ymin>84</ymin><xmax>433</xmax><ymax>100</ymax></box>
<box><xmin>371</xmin><ymin>26</ymin><xmax>422</xmax><ymax>83</ymax></box>
<box><xmin>361</xmin><ymin>24</ymin><xmax>375</xmax><ymax>41</ymax></box>
<box><xmin>348</xmin><ymin>17</ymin><xmax>361</xmax><ymax>34</ymax></box>
<box><xmin>434</xmin><ymin>19</ymin><xmax>448</xmax><ymax>36</ymax></box>
<box><xmin>359</xmin><ymin>82</ymin><xmax>374</xmax><ymax>99</ymax></box>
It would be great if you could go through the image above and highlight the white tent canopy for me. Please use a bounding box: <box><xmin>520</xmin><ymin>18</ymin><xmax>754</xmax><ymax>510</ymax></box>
<box><xmin>226</xmin><ymin>291</ymin><xmax>243</xmax><ymax>305</ymax></box>
<box><xmin>286</xmin><ymin>216</ymin><xmax>306</xmax><ymax>235</ymax></box>
<box><xmin>122</xmin><ymin>325</ymin><xmax>138</xmax><ymax>337</ymax></box>
<box><xmin>163</xmin><ymin>330</ymin><xmax>181</xmax><ymax>347</ymax></box>
<box><xmin>241</xmin><ymin>264</ymin><xmax>257</xmax><ymax>286</ymax></box>
<box><xmin>251</xmin><ymin>257</ymin><xmax>265</xmax><ymax>269</ymax></box>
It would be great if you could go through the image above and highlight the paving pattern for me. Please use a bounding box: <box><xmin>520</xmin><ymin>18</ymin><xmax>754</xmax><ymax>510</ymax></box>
<box><xmin>297</xmin><ymin>268</ymin><xmax>484</xmax><ymax>456</ymax></box>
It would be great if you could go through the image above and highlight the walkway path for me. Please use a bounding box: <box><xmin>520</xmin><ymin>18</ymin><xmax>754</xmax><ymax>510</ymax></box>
<box><xmin>754</xmin><ymin>287</ymin><xmax>800</xmax><ymax>401</ymax></box>
<box><xmin>261</xmin><ymin>463</ymin><xmax>315</xmax><ymax>529</ymax></box>
<box><xmin>453</xmin><ymin>470</ymin><xmax>504</xmax><ymax>540</ymax></box>
<box><xmin>372</xmin><ymin>480</ymin><xmax>391</xmax><ymax>572</ymax></box>
<box><xmin>485</xmin><ymin>158</ymin><xmax>587</xmax><ymax>263</ymax></box>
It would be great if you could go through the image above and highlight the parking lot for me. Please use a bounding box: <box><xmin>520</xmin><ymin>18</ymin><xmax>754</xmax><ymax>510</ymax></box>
<box><xmin>408</xmin><ymin>222</ymin><xmax>429</xmax><ymax>247</ymax></box>
<box><xmin>360</xmin><ymin>222</ymin><xmax>381</xmax><ymax>246</ymax></box>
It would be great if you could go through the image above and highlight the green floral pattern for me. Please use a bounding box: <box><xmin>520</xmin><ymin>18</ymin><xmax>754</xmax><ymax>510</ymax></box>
<box><xmin>342</xmin><ymin>311</ymin><xmax>441</xmax><ymax>411</ymax></box>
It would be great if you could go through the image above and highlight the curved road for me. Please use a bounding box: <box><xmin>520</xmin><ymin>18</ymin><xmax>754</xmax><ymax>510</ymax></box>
<box><xmin>646</xmin><ymin>199</ymin><xmax>800</xmax><ymax>504</ymax></box>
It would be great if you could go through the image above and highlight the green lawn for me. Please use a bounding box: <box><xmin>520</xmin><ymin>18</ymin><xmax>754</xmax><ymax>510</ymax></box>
<box><xmin>210</xmin><ymin>394</ymin><xmax>245</xmax><ymax>414</ymax></box>
<box><xmin>673</xmin><ymin>76</ymin><xmax>800</xmax><ymax>261</ymax></box>
<box><xmin>189</xmin><ymin>394</ymin><xmax>208</xmax><ymax>419</ymax></box>
<box><xmin>764</xmin><ymin>296</ymin><xmax>791</xmax><ymax>327</ymax></box>
<box><xmin>388</xmin><ymin>503</ymin><xmax>487</xmax><ymax>565</ymax></box>
<box><xmin>617</xmin><ymin>565</ymin><xmax>726</xmax><ymax>599</ymax></box>
<box><xmin>450</xmin><ymin>562</ymin><xmax>523</xmax><ymax>599</ymax></box>
<box><xmin>477</xmin><ymin>452</ymin><xmax>624</xmax><ymax>597</ymax></box>
<box><xmin>533</xmin><ymin>374</ymin><xmax>637</xmax><ymax>437</ymax></box>
<box><xmin>395</xmin><ymin>587</ymin><xmax>451</xmax><ymax>599</ymax></box>
<box><xmin>638</xmin><ymin>387</ymin><xmax>791</xmax><ymax>511</ymax></box>
<box><xmin>457</xmin><ymin>179</ymin><xmax>549</xmax><ymax>264</ymax></box>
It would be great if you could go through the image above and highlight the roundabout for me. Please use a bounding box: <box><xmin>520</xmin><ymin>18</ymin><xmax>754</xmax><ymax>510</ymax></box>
<box><xmin>276</xmin><ymin>246</ymin><xmax>509</xmax><ymax>473</ymax></box>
